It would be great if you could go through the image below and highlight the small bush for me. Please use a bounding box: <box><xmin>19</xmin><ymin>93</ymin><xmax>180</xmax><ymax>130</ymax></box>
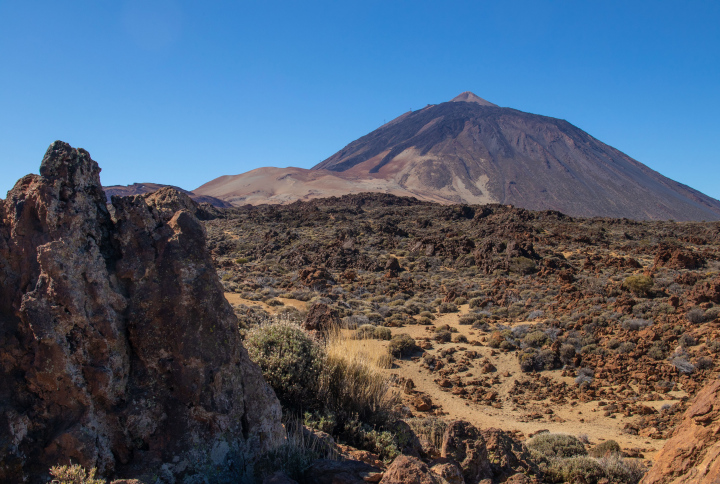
<box><xmin>616</xmin><ymin>342</ymin><xmax>636</xmax><ymax>354</ymax></box>
<box><xmin>528</xmin><ymin>309</ymin><xmax>545</xmax><ymax>321</ymax></box>
<box><xmin>469</xmin><ymin>297</ymin><xmax>483</xmax><ymax>308</ymax></box>
<box><xmin>454</xmin><ymin>296</ymin><xmax>468</xmax><ymax>305</ymax></box>
<box><xmin>560</xmin><ymin>344</ymin><xmax>576</xmax><ymax>365</ymax></box>
<box><xmin>49</xmin><ymin>465</ymin><xmax>105</xmax><ymax>484</ymax></box>
<box><xmin>437</xmin><ymin>302</ymin><xmax>458</xmax><ymax>314</ymax></box>
<box><xmin>246</xmin><ymin>320</ymin><xmax>324</xmax><ymax>413</ymax></box>
<box><xmin>546</xmin><ymin>456</ymin><xmax>604</xmax><ymax>484</ymax></box>
<box><xmin>388</xmin><ymin>334</ymin><xmax>418</xmax><ymax>357</ymax></box>
<box><xmin>510</xmin><ymin>256</ymin><xmax>537</xmax><ymax>274</ymax></box>
<box><xmin>648</xmin><ymin>342</ymin><xmax>667</xmax><ymax>360</ymax></box>
<box><xmin>679</xmin><ymin>333</ymin><xmax>697</xmax><ymax>347</ymax></box>
<box><xmin>671</xmin><ymin>357</ymin><xmax>695</xmax><ymax>374</ymax></box>
<box><xmin>524</xmin><ymin>330</ymin><xmax>549</xmax><ymax>348</ymax></box>
<box><xmin>488</xmin><ymin>331</ymin><xmax>505</xmax><ymax>348</ymax></box>
<box><xmin>453</xmin><ymin>334</ymin><xmax>468</xmax><ymax>343</ymax></box>
<box><xmin>459</xmin><ymin>314</ymin><xmax>479</xmax><ymax>325</ymax></box>
<box><xmin>696</xmin><ymin>356</ymin><xmax>713</xmax><ymax>370</ymax></box>
<box><xmin>589</xmin><ymin>440</ymin><xmax>621</xmax><ymax>458</ymax></box>
<box><xmin>622</xmin><ymin>275</ymin><xmax>654</xmax><ymax>296</ymax></box>
<box><xmin>686</xmin><ymin>307</ymin><xmax>706</xmax><ymax>324</ymax></box>
<box><xmin>527</xmin><ymin>433</ymin><xmax>587</xmax><ymax>459</ymax></box>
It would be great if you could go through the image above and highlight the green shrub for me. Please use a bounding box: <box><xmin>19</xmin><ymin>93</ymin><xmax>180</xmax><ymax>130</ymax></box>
<box><xmin>469</xmin><ymin>297</ymin><xmax>483</xmax><ymax>308</ymax></box>
<box><xmin>527</xmin><ymin>433</ymin><xmax>587</xmax><ymax>459</ymax></box>
<box><xmin>459</xmin><ymin>314</ymin><xmax>479</xmax><ymax>325</ymax></box>
<box><xmin>523</xmin><ymin>330</ymin><xmax>549</xmax><ymax>348</ymax></box>
<box><xmin>622</xmin><ymin>275</ymin><xmax>654</xmax><ymax>296</ymax></box>
<box><xmin>246</xmin><ymin>321</ymin><xmax>324</xmax><ymax>413</ymax></box>
<box><xmin>589</xmin><ymin>440</ymin><xmax>621</xmax><ymax>458</ymax></box>
<box><xmin>453</xmin><ymin>334</ymin><xmax>468</xmax><ymax>343</ymax></box>
<box><xmin>388</xmin><ymin>334</ymin><xmax>418</xmax><ymax>357</ymax></box>
<box><xmin>510</xmin><ymin>256</ymin><xmax>537</xmax><ymax>274</ymax></box>
<box><xmin>488</xmin><ymin>331</ymin><xmax>505</xmax><ymax>348</ymax></box>
<box><xmin>454</xmin><ymin>297</ymin><xmax>468</xmax><ymax>305</ymax></box>
<box><xmin>438</xmin><ymin>302</ymin><xmax>459</xmax><ymax>314</ymax></box>
<box><xmin>49</xmin><ymin>465</ymin><xmax>105</xmax><ymax>484</ymax></box>
<box><xmin>373</xmin><ymin>326</ymin><xmax>392</xmax><ymax>340</ymax></box>
<box><xmin>435</xmin><ymin>329</ymin><xmax>452</xmax><ymax>343</ymax></box>
<box><xmin>546</xmin><ymin>456</ymin><xmax>604</xmax><ymax>484</ymax></box>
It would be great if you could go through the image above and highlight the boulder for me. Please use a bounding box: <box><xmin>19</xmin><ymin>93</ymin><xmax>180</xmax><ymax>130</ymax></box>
<box><xmin>0</xmin><ymin>142</ymin><xmax>284</xmax><ymax>483</ymax></box>
<box><xmin>303</xmin><ymin>302</ymin><xmax>341</xmax><ymax>333</ymax></box>
<box><xmin>380</xmin><ymin>456</ymin><xmax>443</xmax><ymax>484</ymax></box>
<box><xmin>440</xmin><ymin>421</ymin><xmax>540</xmax><ymax>484</ymax></box>
<box><xmin>641</xmin><ymin>380</ymin><xmax>720</xmax><ymax>484</ymax></box>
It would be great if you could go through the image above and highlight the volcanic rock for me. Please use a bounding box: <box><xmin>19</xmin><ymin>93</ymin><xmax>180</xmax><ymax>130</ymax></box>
<box><xmin>303</xmin><ymin>302</ymin><xmax>340</xmax><ymax>333</ymax></box>
<box><xmin>0</xmin><ymin>141</ymin><xmax>283</xmax><ymax>483</ymax></box>
<box><xmin>641</xmin><ymin>380</ymin><xmax>720</xmax><ymax>484</ymax></box>
<box><xmin>380</xmin><ymin>455</ymin><xmax>442</xmax><ymax>484</ymax></box>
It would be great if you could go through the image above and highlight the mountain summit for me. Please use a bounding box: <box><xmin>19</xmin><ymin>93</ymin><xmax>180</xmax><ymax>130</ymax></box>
<box><xmin>195</xmin><ymin>93</ymin><xmax>720</xmax><ymax>220</ymax></box>
<box><xmin>450</xmin><ymin>91</ymin><xmax>498</xmax><ymax>106</ymax></box>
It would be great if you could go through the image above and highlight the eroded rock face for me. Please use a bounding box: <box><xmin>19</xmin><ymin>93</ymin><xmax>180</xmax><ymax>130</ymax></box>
<box><xmin>641</xmin><ymin>380</ymin><xmax>720</xmax><ymax>484</ymax></box>
<box><xmin>0</xmin><ymin>141</ymin><xmax>283</xmax><ymax>483</ymax></box>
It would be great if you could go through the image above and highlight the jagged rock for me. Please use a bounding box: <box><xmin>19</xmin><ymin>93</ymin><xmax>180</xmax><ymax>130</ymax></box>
<box><xmin>441</xmin><ymin>421</ymin><xmax>492</xmax><ymax>483</ymax></box>
<box><xmin>303</xmin><ymin>302</ymin><xmax>340</xmax><ymax>333</ymax></box>
<box><xmin>686</xmin><ymin>277</ymin><xmax>720</xmax><ymax>304</ymax></box>
<box><xmin>0</xmin><ymin>142</ymin><xmax>283</xmax><ymax>483</ymax></box>
<box><xmin>430</xmin><ymin>458</ymin><xmax>465</xmax><ymax>484</ymax></box>
<box><xmin>641</xmin><ymin>380</ymin><xmax>720</xmax><ymax>484</ymax></box>
<box><xmin>380</xmin><ymin>456</ymin><xmax>443</xmax><ymax>484</ymax></box>
<box><xmin>653</xmin><ymin>247</ymin><xmax>705</xmax><ymax>270</ymax></box>
<box><xmin>440</xmin><ymin>421</ymin><xmax>540</xmax><ymax>484</ymax></box>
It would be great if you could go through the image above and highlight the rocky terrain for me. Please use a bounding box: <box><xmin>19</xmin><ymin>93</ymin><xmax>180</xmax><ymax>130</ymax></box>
<box><xmin>0</xmin><ymin>142</ymin><xmax>282</xmax><ymax>483</ymax></box>
<box><xmin>204</xmin><ymin>192</ymin><xmax>720</xmax><ymax>482</ymax></box>
<box><xmin>194</xmin><ymin>92</ymin><xmax>720</xmax><ymax>221</ymax></box>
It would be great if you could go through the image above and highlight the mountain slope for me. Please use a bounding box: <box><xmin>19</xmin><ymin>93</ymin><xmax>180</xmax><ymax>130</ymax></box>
<box><xmin>195</xmin><ymin>93</ymin><xmax>720</xmax><ymax>220</ymax></box>
<box><xmin>104</xmin><ymin>182</ymin><xmax>233</xmax><ymax>207</ymax></box>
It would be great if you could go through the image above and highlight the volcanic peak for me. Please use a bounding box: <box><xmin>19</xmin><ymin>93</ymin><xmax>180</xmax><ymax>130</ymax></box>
<box><xmin>450</xmin><ymin>91</ymin><xmax>498</xmax><ymax>106</ymax></box>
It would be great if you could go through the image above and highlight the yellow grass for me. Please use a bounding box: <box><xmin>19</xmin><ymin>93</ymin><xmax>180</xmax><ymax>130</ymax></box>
<box><xmin>320</xmin><ymin>326</ymin><xmax>398</xmax><ymax>420</ymax></box>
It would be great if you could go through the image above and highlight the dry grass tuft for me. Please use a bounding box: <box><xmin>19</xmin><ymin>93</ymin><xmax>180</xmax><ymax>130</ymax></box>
<box><xmin>320</xmin><ymin>325</ymin><xmax>399</xmax><ymax>422</ymax></box>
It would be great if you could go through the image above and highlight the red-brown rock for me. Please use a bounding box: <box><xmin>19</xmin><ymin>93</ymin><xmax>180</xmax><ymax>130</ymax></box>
<box><xmin>641</xmin><ymin>380</ymin><xmax>720</xmax><ymax>484</ymax></box>
<box><xmin>303</xmin><ymin>302</ymin><xmax>341</xmax><ymax>332</ymax></box>
<box><xmin>380</xmin><ymin>456</ymin><xmax>442</xmax><ymax>484</ymax></box>
<box><xmin>0</xmin><ymin>142</ymin><xmax>283</xmax><ymax>483</ymax></box>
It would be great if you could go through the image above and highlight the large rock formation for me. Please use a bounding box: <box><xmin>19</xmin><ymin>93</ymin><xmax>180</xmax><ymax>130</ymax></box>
<box><xmin>0</xmin><ymin>141</ymin><xmax>283</xmax><ymax>483</ymax></box>
<box><xmin>641</xmin><ymin>380</ymin><xmax>720</xmax><ymax>484</ymax></box>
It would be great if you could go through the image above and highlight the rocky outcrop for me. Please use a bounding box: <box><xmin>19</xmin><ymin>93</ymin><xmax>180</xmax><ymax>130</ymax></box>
<box><xmin>440</xmin><ymin>421</ymin><xmax>540</xmax><ymax>484</ymax></box>
<box><xmin>380</xmin><ymin>456</ymin><xmax>443</xmax><ymax>484</ymax></box>
<box><xmin>303</xmin><ymin>302</ymin><xmax>341</xmax><ymax>333</ymax></box>
<box><xmin>0</xmin><ymin>142</ymin><xmax>283</xmax><ymax>483</ymax></box>
<box><xmin>641</xmin><ymin>380</ymin><xmax>720</xmax><ymax>484</ymax></box>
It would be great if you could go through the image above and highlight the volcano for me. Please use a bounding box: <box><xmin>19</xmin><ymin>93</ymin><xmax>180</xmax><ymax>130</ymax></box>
<box><xmin>195</xmin><ymin>93</ymin><xmax>720</xmax><ymax>220</ymax></box>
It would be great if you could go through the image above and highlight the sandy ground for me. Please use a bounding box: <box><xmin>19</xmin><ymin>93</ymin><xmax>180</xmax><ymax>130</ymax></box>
<box><xmin>225</xmin><ymin>293</ymin><xmax>670</xmax><ymax>457</ymax></box>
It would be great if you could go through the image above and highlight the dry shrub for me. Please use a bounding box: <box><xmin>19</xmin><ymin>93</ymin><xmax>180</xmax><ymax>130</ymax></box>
<box><xmin>49</xmin><ymin>465</ymin><xmax>105</xmax><ymax>484</ymax></box>
<box><xmin>321</xmin><ymin>326</ymin><xmax>399</xmax><ymax>423</ymax></box>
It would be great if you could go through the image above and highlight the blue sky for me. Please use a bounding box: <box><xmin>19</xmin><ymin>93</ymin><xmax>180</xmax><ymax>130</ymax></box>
<box><xmin>1</xmin><ymin>1</ymin><xmax>719</xmax><ymax>200</ymax></box>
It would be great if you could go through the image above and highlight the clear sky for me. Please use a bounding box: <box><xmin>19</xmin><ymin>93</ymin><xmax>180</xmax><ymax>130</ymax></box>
<box><xmin>1</xmin><ymin>1</ymin><xmax>719</xmax><ymax>200</ymax></box>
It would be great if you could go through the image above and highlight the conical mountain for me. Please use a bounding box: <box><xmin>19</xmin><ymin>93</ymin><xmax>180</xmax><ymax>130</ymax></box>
<box><xmin>195</xmin><ymin>93</ymin><xmax>720</xmax><ymax>220</ymax></box>
<box><xmin>311</xmin><ymin>93</ymin><xmax>720</xmax><ymax>220</ymax></box>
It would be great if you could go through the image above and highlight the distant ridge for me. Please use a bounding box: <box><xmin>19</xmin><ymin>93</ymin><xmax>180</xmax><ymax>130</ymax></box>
<box><xmin>103</xmin><ymin>183</ymin><xmax>233</xmax><ymax>208</ymax></box>
<box><xmin>194</xmin><ymin>92</ymin><xmax>720</xmax><ymax>221</ymax></box>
